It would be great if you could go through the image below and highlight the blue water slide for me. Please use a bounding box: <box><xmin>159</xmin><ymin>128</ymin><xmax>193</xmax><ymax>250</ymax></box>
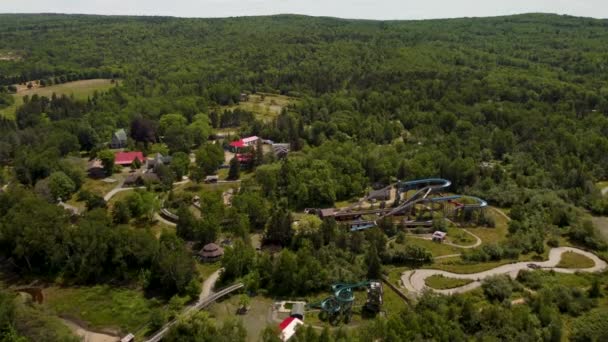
<box><xmin>397</xmin><ymin>178</ymin><xmax>452</xmax><ymax>192</ymax></box>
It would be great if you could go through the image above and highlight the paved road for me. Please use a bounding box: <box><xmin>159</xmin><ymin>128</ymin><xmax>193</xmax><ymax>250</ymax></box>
<box><xmin>103</xmin><ymin>185</ymin><xmax>143</xmax><ymax>201</ymax></box>
<box><xmin>401</xmin><ymin>247</ymin><xmax>607</xmax><ymax>296</ymax></box>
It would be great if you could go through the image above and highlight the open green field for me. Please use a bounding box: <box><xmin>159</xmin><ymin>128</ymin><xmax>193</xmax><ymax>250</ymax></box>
<box><xmin>207</xmin><ymin>295</ymin><xmax>272</xmax><ymax>342</ymax></box>
<box><xmin>393</xmin><ymin>237</ymin><xmax>462</xmax><ymax>257</ymax></box>
<box><xmin>463</xmin><ymin>208</ymin><xmax>509</xmax><ymax>246</ymax></box>
<box><xmin>0</xmin><ymin>79</ymin><xmax>117</xmax><ymax>119</ymax></box>
<box><xmin>557</xmin><ymin>251</ymin><xmax>596</xmax><ymax>269</ymax></box>
<box><xmin>425</xmin><ymin>275</ymin><xmax>473</xmax><ymax>290</ymax></box>
<box><xmin>221</xmin><ymin>93</ymin><xmax>295</xmax><ymax>122</ymax></box>
<box><xmin>44</xmin><ymin>285</ymin><xmax>164</xmax><ymax>336</ymax></box>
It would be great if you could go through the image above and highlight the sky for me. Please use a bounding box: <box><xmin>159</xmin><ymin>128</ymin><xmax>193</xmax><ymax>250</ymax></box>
<box><xmin>1</xmin><ymin>0</ymin><xmax>606</xmax><ymax>20</ymax></box>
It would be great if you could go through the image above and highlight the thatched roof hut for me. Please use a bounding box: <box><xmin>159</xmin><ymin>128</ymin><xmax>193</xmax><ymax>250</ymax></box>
<box><xmin>199</xmin><ymin>243</ymin><xmax>224</xmax><ymax>261</ymax></box>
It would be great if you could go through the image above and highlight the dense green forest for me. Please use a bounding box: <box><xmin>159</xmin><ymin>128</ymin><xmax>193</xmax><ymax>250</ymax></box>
<box><xmin>0</xmin><ymin>12</ymin><xmax>608</xmax><ymax>341</ymax></box>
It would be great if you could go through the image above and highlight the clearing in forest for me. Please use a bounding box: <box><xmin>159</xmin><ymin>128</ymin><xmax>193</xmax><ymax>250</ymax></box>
<box><xmin>0</xmin><ymin>79</ymin><xmax>117</xmax><ymax>120</ymax></box>
<box><xmin>223</xmin><ymin>93</ymin><xmax>294</xmax><ymax>122</ymax></box>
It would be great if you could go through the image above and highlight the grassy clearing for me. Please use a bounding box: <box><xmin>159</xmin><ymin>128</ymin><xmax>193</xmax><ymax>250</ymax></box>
<box><xmin>557</xmin><ymin>251</ymin><xmax>596</xmax><ymax>269</ymax></box>
<box><xmin>44</xmin><ymin>285</ymin><xmax>163</xmax><ymax>335</ymax></box>
<box><xmin>382</xmin><ymin>284</ymin><xmax>409</xmax><ymax>315</ymax></box>
<box><xmin>591</xmin><ymin>216</ymin><xmax>608</xmax><ymax>242</ymax></box>
<box><xmin>463</xmin><ymin>209</ymin><xmax>509</xmax><ymax>246</ymax></box>
<box><xmin>392</xmin><ymin>238</ymin><xmax>462</xmax><ymax>257</ymax></box>
<box><xmin>222</xmin><ymin>93</ymin><xmax>294</xmax><ymax>122</ymax></box>
<box><xmin>0</xmin><ymin>79</ymin><xmax>117</xmax><ymax>119</ymax></box>
<box><xmin>432</xmin><ymin>259</ymin><xmax>515</xmax><ymax>274</ymax></box>
<box><xmin>207</xmin><ymin>295</ymin><xmax>272</xmax><ymax>342</ymax></box>
<box><xmin>596</xmin><ymin>181</ymin><xmax>608</xmax><ymax>192</ymax></box>
<box><xmin>196</xmin><ymin>261</ymin><xmax>221</xmax><ymax>280</ymax></box>
<box><xmin>425</xmin><ymin>275</ymin><xmax>473</xmax><ymax>290</ymax></box>
<box><xmin>446</xmin><ymin>227</ymin><xmax>476</xmax><ymax>245</ymax></box>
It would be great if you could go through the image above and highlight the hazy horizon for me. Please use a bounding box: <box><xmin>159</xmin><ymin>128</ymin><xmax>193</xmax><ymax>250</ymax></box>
<box><xmin>1</xmin><ymin>0</ymin><xmax>606</xmax><ymax>20</ymax></box>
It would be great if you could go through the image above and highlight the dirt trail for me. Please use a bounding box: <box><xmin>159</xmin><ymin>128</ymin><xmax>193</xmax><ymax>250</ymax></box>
<box><xmin>60</xmin><ymin>318</ymin><xmax>119</xmax><ymax>342</ymax></box>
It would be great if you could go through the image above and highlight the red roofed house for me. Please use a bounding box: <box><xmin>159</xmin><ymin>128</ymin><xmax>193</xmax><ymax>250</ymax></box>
<box><xmin>278</xmin><ymin>317</ymin><xmax>303</xmax><ymax>342</ymax></box>
<box><xmin>115</xmin><ymin>151</ymin><xmax>145</xmax><ymax>166</ymax></box>
<box><xmin>229</xmin><ymin>136</ymin><xmax>259</xmax><ymax>152</ymax></box>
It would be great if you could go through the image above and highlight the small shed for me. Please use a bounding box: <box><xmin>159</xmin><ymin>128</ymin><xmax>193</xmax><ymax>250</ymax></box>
<box><xmin>432</xmin><ymin>231</ymin><xmax>447</xmax><ymax>242</ymax></box>
<box><xmin>290</xmin><ymin>302</ymin><xmax>305</xmax><ymax>320</ymax></box>
<box><xmin>199</xmin><ymin>243</ymin><xmax>224</xmax><ymax>262</ymax></box>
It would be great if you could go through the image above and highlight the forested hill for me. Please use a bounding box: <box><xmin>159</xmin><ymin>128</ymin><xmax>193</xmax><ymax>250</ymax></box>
<box><xmin>1</xmin><ymin>13</ymin><xmax>608</xmax><ymax>92</ymax></box>
<box><xmin>1</xmin><ymin>12</ymin><xmax>608</xmax><ymax>213</ymax></box>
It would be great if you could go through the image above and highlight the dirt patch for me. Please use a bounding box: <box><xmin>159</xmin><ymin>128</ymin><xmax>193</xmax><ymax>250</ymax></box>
<box><xmin>60</xmin><ymin>318</ymin><xmax>120</xmax><ymax>342</ymax></box>
<box><xmin>0</xmin><ymin>51</ymin><xmax>21</xmax><ymax>61</ymax></box>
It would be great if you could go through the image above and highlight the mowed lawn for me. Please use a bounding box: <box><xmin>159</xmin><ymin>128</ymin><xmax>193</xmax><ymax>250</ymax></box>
<box><xmin>556</xmin><ymin>251</ymin><xmax>596</xmax><ymax>269</ymax></box>
<box><xmin>221</xmin><ymin>93</ymin><xmax>295</xmax><ymax>122</ymax></box>
<box><xmin>0</xmin><ymin>79</ymin><xmax>117</xmax><ymax>119</ymax></box>
<box><xmin>44</xmin><ymin>285</ymin><xmax>164</xmax><ymax>335</ymax></box>
<box><xmin>425</xmin><ymin>275</ymin><xmax>473</xmax><ymax>290</ymax></box>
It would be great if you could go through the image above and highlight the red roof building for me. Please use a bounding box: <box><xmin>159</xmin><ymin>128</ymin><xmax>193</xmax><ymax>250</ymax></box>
<box><xmin>229</xmin><ymin>140</ymin><xmax>246</xmax><ymax>148</ymax></box>
<box><xmin>229</xmin><ymin>136</ymin><xmax>259</xmax><ymax>151</ymax></box>
<box><xmin>278</xmin><ymin>317</ymin><xmax>303</xmax><ymax>341</ymax></box>
<box><xmin>115</xmin><ymin>151</ymin><xmax>145</xmax><ymax>166</ymax></box>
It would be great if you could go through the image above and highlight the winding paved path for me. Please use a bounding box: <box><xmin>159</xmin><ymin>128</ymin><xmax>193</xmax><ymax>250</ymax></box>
<box><xmin>401</xmin><ymin>247</ymin><xmax>607</xmax><ymax>296</ymax></box>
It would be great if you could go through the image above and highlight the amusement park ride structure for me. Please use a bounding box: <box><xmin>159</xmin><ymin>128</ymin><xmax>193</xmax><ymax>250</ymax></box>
<box><xmin>307</xmin><ymin>281</ymin><xmax>383</xmax><ymax>324</ymax></box>
<box><xmin>318</xmin><ymin>178</ymin><xmax>488</xmax><ymax>232</ymax></box>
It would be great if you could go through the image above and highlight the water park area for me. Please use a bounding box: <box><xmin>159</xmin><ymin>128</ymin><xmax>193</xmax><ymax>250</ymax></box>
<box><xmin>313</xmin><ymin>178</ymin><xmax>489</xmax><ymax>232</ymax></box>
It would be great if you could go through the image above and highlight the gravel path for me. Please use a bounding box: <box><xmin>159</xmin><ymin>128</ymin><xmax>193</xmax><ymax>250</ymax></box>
<box><xmin>401</xmin><ymin>247</ymin><xmax>607</xmax><ymax>296</ymax></box>
<box><xmin>60</xmin><ymin>318</ymin><xmax>119</xmax><ymax>342</ymax></box>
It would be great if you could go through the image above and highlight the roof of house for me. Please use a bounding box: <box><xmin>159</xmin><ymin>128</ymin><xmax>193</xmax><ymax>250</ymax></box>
<box><xmin>290</xmin><ymin>303</ymin><xmax>305</xmax><ymax>318</ymax></box>
<box><xmin>230</xmin><ymin>136</ymin><xmax>259</xmax><ymax>148</ymax></box>
<box><xmin>242</xmin><ymin>136</ymin><xmax>259</xmax><ymax>144</ymax></box>
<box><xmin>368</xmin><ymin>188</ymin><xmax>390</xmax><ymax>200</ymax></box>
<box><xmin>319</xmin><ymin>208</ymin><xmax>336</xmax><ymax>218</ymax></box>
<box><xmin>230</xmin><ymin>140</ymin><xmax>245</xmax><ymax>148</ymax></box>
<box><xmin>432</xmin><ymin>231</ymin><xmax>447</xmax><ymax>238</ymax></box>
<box><xmin>199</xmin><ymin>243</ymin><xmax>224</xmax><ymax>258</ymax></box>
<box><xmin>124</xmin><ymin>174</ymin><xmax>140</xmax><ymax>185</ymax></box>
<box><xmin>279</xmin><ymin>317</ymin><xmax>304</xmax><ymax>342</ymax></box>
<box><xmin>113</xmin><ymin>129</ymin><xmax>127</xmax><ymax>142</ymax></box>
<box><xmin>148</xmin><ymin>153</ymin><xmax>172</xmax><ymax>168</ymax></box>
<box><xmin>115</xmin><ymin>151</ymin><xmax>145</xmax><ymax>165</ymax></box>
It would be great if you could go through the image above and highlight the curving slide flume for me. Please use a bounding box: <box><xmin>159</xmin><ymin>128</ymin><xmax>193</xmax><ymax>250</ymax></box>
<box><xmin>401</xmin><ymin>247</ymin><xmax>608</xmax><ymax>296</ymax></box>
